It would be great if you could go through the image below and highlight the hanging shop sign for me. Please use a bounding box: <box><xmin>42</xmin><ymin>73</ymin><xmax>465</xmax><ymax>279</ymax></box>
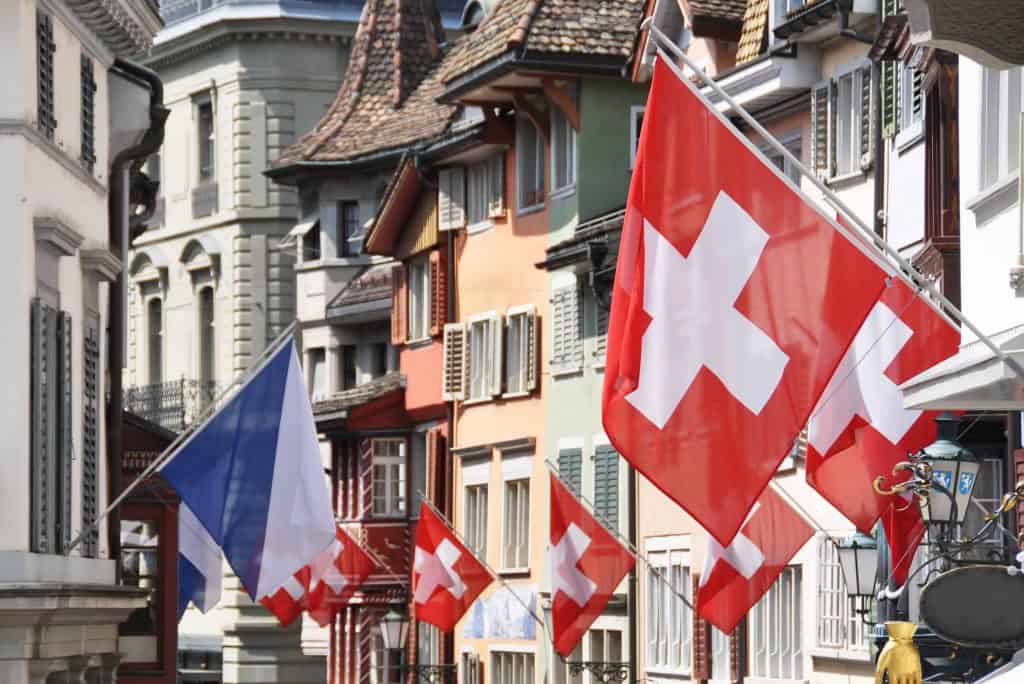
<box><xmin>919</xmin><ymin>564</ymin><xmax>1024</xmax><ymax>649</ymax></box>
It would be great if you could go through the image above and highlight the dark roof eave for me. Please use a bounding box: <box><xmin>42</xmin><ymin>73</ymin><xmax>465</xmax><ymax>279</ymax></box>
<box><xmin>419</xmin><ymin>121</ymin><xmax>490</xmax><ymax>161</ymax></box>
<box><xmin>265</xmin><ymin>147</ymin><xmax>410</xmax><ymax>186</ymax></box>
<box><xmin>439</xmin><ymin>50</ymin><xmax>629</xmax><ymax>103</ymax></box>
<box><xmin>536</xmin><ymin>241</ymin><xmax>591</xmax><ymax>271</ymax></box>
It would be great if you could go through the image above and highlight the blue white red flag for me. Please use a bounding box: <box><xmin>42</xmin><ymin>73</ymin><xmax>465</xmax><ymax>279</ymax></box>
<box><xmin>178</xmin><ymin>501</ymin><xmax>222</xmax><ymax>618</ymax></box>
<box><xmin>162</xmin><ymin>338</ymin><xmax>336</xmax><ymax>601</ymax></box>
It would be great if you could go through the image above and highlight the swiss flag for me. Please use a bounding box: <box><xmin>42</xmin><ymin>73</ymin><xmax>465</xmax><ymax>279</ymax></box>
<box><xmin>412</xmin><ymin>503</ymin><xmax>492</xmax><ymax>631</ymax></box>
<box><xmin>602</xmin><ymin>57</ymin><xmax>890</xmax><ymax>545</ymax></box>
<box><xmin>550</xmin><ymin>473</ymin><xmax>636</xmax><ymax>657</ymax></box>
<box><xmin>261</xmin><ymin>525</ymin><xmax>377</xmax><ymax>627</ymax></box>
<box><xmin>806</xmin><ymin>277</ymin><xmax>958</xmax><ymax>535</ymax></box>
<box><xmin>696</xmin><ymin>487</ymin><xmax>814</xmax><ymax>634</ymax></box>
<box><xmin>882</xmin><ymin>491</ymin><xmax>926</xmax><ymax>585</ymax></box>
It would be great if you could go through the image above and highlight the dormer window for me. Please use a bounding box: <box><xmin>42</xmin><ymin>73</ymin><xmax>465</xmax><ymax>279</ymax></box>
<box><xmin>461</xmin><ymin>0</ymin><xmax>487</xmax><ymax>31</ymax></box>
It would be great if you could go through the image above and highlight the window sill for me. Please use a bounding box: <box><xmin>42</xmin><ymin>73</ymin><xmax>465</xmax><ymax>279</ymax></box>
<box><xmin>644</xmin><ymin>667</ymin><xmax>691</xmax><ymax>678</ymax></box>
<box><xmin>827</xmin><ymin>169</ymin><xmax>869</xmax><ymax>188</ymax></box>
<box><xmin>551</xmin><ymin>364</ymin><xmax>583</xmax><ymax>378</ymax></box>
<box><xmin>467</xmin><ymin>220</ymin><xmax>494</xmax><ymax>235</ymax></box>
<box><xmin>810</xmin><ymin>646</ymin><xmax>871</xmax><ymax>663</ymax></box>
<box><xmin>550</xmin><ymin>184</ymin><xmax>577</xmax><ymax>202</ymax></box>
<box><xmin>966</xmin><ymin>173</ymin><xmax>1019</xmax><ymax>224</ymax></box>
<box><xmin>501</xmin><ymin>391</ymin><xmax>532</xmax><ymax>400</ymax></box>
<box><xmin>894</xmin><ymin>122</ymin><xmax>924</xmax><ymax>154</ymax></box>
<box><xmin>463</xmin><ymin>397</ymin><xmax>494</xmax><ymax>407</ymax></box>
<box><xmin>406</xmin><ymin>336</ymin><xmax>433</xmax><ymax>349</ymax></box>
<box><xmin>516</xmin><ymin>202</ymin><xmax>546</xmax><ymax>217</ymax></box>
<box><xmin>498</xmin><ymin>568</ymin><xmax>531</xmax><ymax>578</ymax></box>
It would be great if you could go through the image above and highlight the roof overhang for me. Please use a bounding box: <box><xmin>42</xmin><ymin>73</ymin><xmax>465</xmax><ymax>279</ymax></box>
<box><xmin>904</xmin><ymin>0</ymin><xmax>1024</xmax><ymax>69</ymax></box>
<box><xmin>774</xmin><ymin>0</ymin><xmax>876</xmax><ymax>44</ymax></box>
<box><xmin>702</xmin><ymin>46</ymin><xmax>820</xmax><ymax>116</ymax></box>
<box><xmin>327</xmin><ymin>297</ymin><xmax>392</xmax><ymax>323</ymax></box>
<box><xmin>364</xmin><ymin>156</ymin><xmax>422</xmax><ymax>257</ymax></box>
<box><xmin>901</xmin><ymin>325</ymin><xmax>1024</xmax><ymax>411</ymax></box>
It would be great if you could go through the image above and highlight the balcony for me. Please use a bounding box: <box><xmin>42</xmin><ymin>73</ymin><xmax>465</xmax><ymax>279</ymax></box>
<box><xmin>123</xmin><ymin>379</ymin><xmax>219</xmax><ymax>433</ymax></box>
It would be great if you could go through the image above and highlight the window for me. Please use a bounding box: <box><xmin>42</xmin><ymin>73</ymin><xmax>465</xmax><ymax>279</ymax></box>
<box><xmin>591</xmin><ymin>629</ymin><xmax>623</xmax><ymax>664</ymax></box>
<box><xmin>900</xmin><ymin>65</ymin><xmax>925</xmax><ymax>134</ymax></box>
<box><xmin>418</xmin><ymin>622</ymin><xmax>439</xmax><ymax>666</ymax></box>
<box><xmin>749</xmin><ymin>566</ymin><xmax>802</xmax><ymax>680</ymax></box>
<box><xmin>197</xmin><ymin>98</ymin><xmax>215</xmax><ymax>182</ymax></box>
<box><xmin>37</xmin><ymin>11</ymin><xmax>56</xmax><ymax>140</ymax></box>
<box><xmin>468</xmin><ymin>315</ymin><xmax>501</xmax><ymax>401</ymax></box>
<box><xmin>119</xmin><ymin>518</ymin><xmax>162</xmax><ymax>656</ymax></box>
<box><xmin>341</xmin><ymin>344</ymin><xmax>357</xmax><ymax>389</ymax></box>
<box><xmin>147</xmin><ymin>298</ymin><xmax>163</xmax><ymax>385</ymax></box>
<box><xmin>709</xmin><ymin>627</ymin><xmax>731</xmax><ymax>682</ymax></box>
<box><xmin>558</xmin><ymin>448</ymin><xmax>582</xmax><ymax>492</ymax></box>
<box><xmin>371</xmin><ymin>627</ymin><xmax>403</xmax><ymax>684</ymax></box>
<box><xmin>492</xmin><ymin>651</ymin><xmax>534</xmax><ymax>684</ymax></box>
<box><xmin>408</xmin><ymin>256</ymin><xmax>430</xmax><ymax>341</ymax></box>
<box><xmin>303</xmin><ymin>222</ymin><xmax>322</xmax><ymax>261</ymax></box>
<box><xmin>308</xmin><ymin>347</ymin><xmax>326</xmax><ymax>399</ymax></box>
<box><xmin>462</xmin><ymin>652</ymin><xmax>482</xmax><ymax>684</ymax></box>
<box><xmin>551</xmin><ymin>96</ymin><xmax>577</xmax><ymax>194</ymax></box>
<box><xmin>812</xmin><ymin>63</ymin><xmax>873</xmax><ymax>180</ymax></box>
<box><xmin>551</xmin><ymin>285</ymin><xmax>583</xmax><ymax>375</ymax></box>
<box><xmin>81</xmin><ymin>54</ymin><xmax>97</xmax><ymax>172</ymax></box>
<box><xmin>630</xmin><ymin>106</ymin><xmax>645</xmax><ymax>169</ymax></box>
<box><xmin>817</xmin><ymin>536</ymin><xmax>868</xmax><ymax>651</ymax></box>
<box><xmin>464</xmin><ymin>155</ymin><xmax>505</xmax><ymax>229</ymax></box>
<box><xmin>503</xmin><ymin>478</ymin><xmax>530</xmax><ymax>569</ymax></box>
<box><xmin>646</xmin><ymin>549</ymin><xmax>691</xmax><ymax>674</ymax></box>
<box><xmin>760</xmin><ymin>133</ymin><xmax>803</xmax><ymax>185</ymax></box>
<box><xmin>371</xmin><ymin>342</ymin><xmax>388</xmax><ymax>378</ymax></box>
<box><xmin>505</xmin><ymin>306</ymin><xmax>536</xmax><ymax>394</ymax></box>
<box><xmin>340</xmin><ymin>200</ymin><xmax>362</xmax><ymax>257</ymax></box>
<box><xmin>465</xmin><ymin>483</ymin><xmax>488</xmax><ymax>556</ymax></box>
<box><xmin>439</xmin><ymin>167</ymin><xmax>467</xmax><ymax>231</ymax></box>
<box><xmin>593</xmin><ymin>446</ymin><xmax>619</xmax><ymax>530</ymax></box>
<box><xmin>372</xmin><ymin>438</ymin><xmax>406</xmax><ymax>516</ymax></box>
<box><xmin>197</xmin><ymin>287</ymin><xmax>215</xmax><ymax>388</ymax></box>
<box><xmin>517</xmin><ymin>116</ymin><xmax>545</xmax><ymax>210</ymax></box>
<box><xmin>980</xmin><ymin>67</ymin><xmax>1023</xmax><ymax>190</ymax></box>
<box><xmin>962</xmin><ymin>452</ymin><xmax>1005</xmax><ymax>558</ymax></box>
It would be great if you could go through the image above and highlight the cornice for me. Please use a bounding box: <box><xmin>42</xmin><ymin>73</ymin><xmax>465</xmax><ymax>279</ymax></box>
<box><xmin>81</xmin><ymin>248</ymin><xmax>124</xmax><ymax>282</ymax></box>
<box><xmin>35</xmin><ymin>216</ymin><xmax>86</xmax><ymax>257</ymax></box>
<box><xmin>63</xmin><ymin>0</ymin><xmax>161</xmax><ymax>57</ymax></box>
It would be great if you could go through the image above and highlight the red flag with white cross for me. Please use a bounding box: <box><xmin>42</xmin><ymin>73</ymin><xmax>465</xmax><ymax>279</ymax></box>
<box><xmin>550</xmin><ymin>473</ymin><xmax>635</xmax><ymax>657</ymax></box>
<box><xmin>806</xmin><ymin>277</ymin><xmax>958</xmax><ymax>537</ymax></box>
<box><xmin>696</xmin><ymin>487</ymin><xmax>813</xmax><ymax>634</ymax></box>
<box><xmin>601</xmin><ymin>57</ymin><xmax>891</xmax><ymax>546</ymax></box>
<box><xmin>413</xmin><ymin>503</ymin><xmax>492</xmax><ymax>632</ymax></box>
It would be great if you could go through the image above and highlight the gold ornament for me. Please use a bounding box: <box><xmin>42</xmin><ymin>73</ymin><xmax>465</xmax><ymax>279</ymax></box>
<box><xmin>875</xmin><ymin>622</ymin><xmax>923</xmax><ymax>684</ymax></box>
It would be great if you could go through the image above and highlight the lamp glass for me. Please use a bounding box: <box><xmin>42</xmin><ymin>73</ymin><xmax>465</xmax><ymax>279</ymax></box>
<box><xmin>379</xmin><ymin>608</ymin><xmax>408</xmax><ymax>651</ymax></box>
<box><xmin>836</xmin><ymin>533</ymin><xmax>878</xmax><ymax>598</ymax></box>
<box><xmin>922</xmin><ymin>457</ymin><xmax>980</xmax><ymax>525</ymax></box>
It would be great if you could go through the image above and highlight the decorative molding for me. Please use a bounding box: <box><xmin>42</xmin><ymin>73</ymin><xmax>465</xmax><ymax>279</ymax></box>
<box><xmin>0</xmin><ymin>120</ymin><xmax>106</xmax><ymax>196</ymax></box>
<box><xmin>34</xmin><ymin>217</ymin><xmax>85</xmax><ymax>256</ymax></box>
<box><xmin>451</xmin><ymin>444</ymin><xmax>491</xmax><ymax>460</ymax></box>
<box><xmin>146</xmin><ymin>26</ymin><xmax>355</xmax><ymax>70</ymax></box>
<box><xmin>493</xmin><ymin>437</ymin><xmax>536</xmax><ymax>454</ymax></box>
<box><xmin>63</xmin><ymin>0</ymin><xmax>161</xmax><ymax>57</ymax></box>
<box><xmin>81</xmin><ymin>248</ymin><xmax>123</xmax><ymax>282</ymax></box>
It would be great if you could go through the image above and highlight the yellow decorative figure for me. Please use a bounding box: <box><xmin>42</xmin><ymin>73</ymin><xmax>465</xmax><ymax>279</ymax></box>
<box><xmin>875</xmin><ymin>622</ymin><xmax>923</xmax><ymax>684</ymax></box>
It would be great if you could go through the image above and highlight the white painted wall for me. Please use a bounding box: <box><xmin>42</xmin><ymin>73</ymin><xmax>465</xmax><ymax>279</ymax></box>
<box><xmin>887</xmin><ymin>135</ymin><xmax>927</xmax><ymax>254</ymax></box>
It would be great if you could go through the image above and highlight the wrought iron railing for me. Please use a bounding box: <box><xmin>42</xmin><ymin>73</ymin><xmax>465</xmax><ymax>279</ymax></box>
<box><xmin>123</xmin><ymin>379</ymin><xmax>219</xmax><ymax>433</ymax></box>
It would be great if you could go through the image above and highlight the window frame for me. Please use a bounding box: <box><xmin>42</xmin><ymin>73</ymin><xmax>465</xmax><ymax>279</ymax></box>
<box><xmin>978</xmin><ymin>66</ymin><xmax>1023</xmax><ymax>194</ymax></box>
<box><xmin>307</xmin><ymin>347</ymin><xmax>327</xmax><ymax>400</ymax></box>
<box><xmin>467</xmin><ymin>312</ymin><xmax>501</xmax><ymax>402</ymax></box>
<box><xmin>896</xmin><ymin>63</ymin><xmax>926</xmax><ymax>148</ymax></box>
<box><xmin>748</xmin><ymin>565</ymin><xmax>803</xmax><ymax>682</ymax></box>
<box><xmin>504</xmin><ymin>304</ymin><xmax>535</xmax><ymax>397</ymax></box>
<box><xmin>339</xmin><ymin>200</ymin><xmax>362</xmax><ymax>257</ymax></box>
<box><xmin>371</xmin><ymin>438</ymin><xmax>407</xmax><ymax>518</ymax></box>
<box><xmin>644</xmin><ymin>542</ymin><xmax>692</xmax><ymax>676</ymax></box>
<box><xmin>501</xmin><ymin>476</ymin><xmax>530</xmax><ymax>572</ymax></box>
<box><xmin>466</xmin><ymin>160</ymin><xmax>492</xmax><ymax>232</ymax></box>
<box><xmin>371</xmin><ymin>626</ymin><xmax>404</xmax><ymax>684</ymax></box>
<box><xmin>464</xmin><ymin>482</ymin><xmax>488</xmax><ymax>557</ymax></box>
<box><xmin>629</xmin><ymin>106</ymin><xmax>646</xmax><ymax>170</ymax></box>
<box><xmin>407</xmin><ymin>255</ymin><xmax>431</xmax><ymax>342</ymax></box>
<box><xmin>195</xmin><ymin>94</ymin><xmax>216</xmax><ymax>184</ymax></box>
<box><xmin>550</xmin><ymin>96</ymin><xmax>578</xmax><ymax>198</ymax></box>
<box><xmin>758</xmin><ymin>132</ymin><xmax>803</xmax><ymax>186</ymax></box>
<box><xmin>815</xmin><ymin>535</ymin><xmax>869</xmax><ymax>656</ymax></box>
<box><xmin>147</xmin><ymin>296</ymin><xmax>164</xmax><ymax>386</ymax></box>
<box><xmin>197</xmin><ymin>285</ymin><xmax>216</xmax><ymax>388</ymax></box>
<box><xmin>490</xmin><ymin>650</ymin><xmax>535</xmax><ymax>684</ymax></box>
<box><xmin>516</xmin><ymin>116</ymin><xmax>546</xmax><ymax>213</ymax></box>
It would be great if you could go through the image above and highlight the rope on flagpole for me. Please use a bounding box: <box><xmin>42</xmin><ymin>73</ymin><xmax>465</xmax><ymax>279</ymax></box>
<box><xmin>65</xmin><ymin>319</ymin><xmax>299</xmax><ymax>554</ymax></box>
<box><xmin>642</xmin><ymin>18</ymin><xmax>1024</xmax><ymax>383</ymax></box>
<box><xmin>416</xmin><ymin>493</ymin><xmax>553</xmax><ymax>641</ymax></box>
<box><xmin>544</xmin><ymin>460</ymin><xmax>696</xmax><ymax>611</ymax></box>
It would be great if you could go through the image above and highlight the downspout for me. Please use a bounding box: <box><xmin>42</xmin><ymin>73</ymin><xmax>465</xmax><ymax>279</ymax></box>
<box><xmin>628</xmin><ymin>466</ymin><xmax>638</xmax><ymax>684</ymax></box>
<box><xmin>107</xmin><ymin>58</ymin><xmax>168</xmax><ymax>573</ymax></box>
<box><xmin>871</xmin><ymin>12</ymin><xmax>885</xmax><ymax>240</ymax></box>
<box><xmin>444</xmin><ymin>183</ymin><xmax>457</xmax><ymax>678</ymax></box>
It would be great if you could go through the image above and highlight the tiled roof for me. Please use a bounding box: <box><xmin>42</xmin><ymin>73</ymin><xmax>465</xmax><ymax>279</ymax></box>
<box><xmin>273</xmin><ymin>0</ymin><xmax>459</xmax><ymax>168</ymax></box>
<box><xmin>441</xmin><ymin>0</ymin><xmax>646</xmax><ymax>85</ymax></box>
<box><xmin>736</xmin><ymin>0</ymin><xmax>769</xmax><ymax>64</ymax></box>
<box><xmin>313</xmin><ymin>372</ymin><xmax>406</xmax><ymax>415</ymax></box>
<box><xmin>327</xmin><ymin>262</ymin><xmax>396</xmax><ymax>313</ymax></box>
<box><xmin>689</xmin><ymin>0</ymin><xmax>747</xmax><ymax>24</ymax></box>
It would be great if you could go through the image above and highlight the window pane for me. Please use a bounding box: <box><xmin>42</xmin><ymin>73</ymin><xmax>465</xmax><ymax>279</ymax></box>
<box><xmin>837</xmin><ymin>74</ymin><xmax>856</xmax><ymax>175</ymax></box>
<box><xmin>506</xmin><ymin>315</ymin><xmax>523</xmax><ymax>393</ymax></box>
<box><xmin>470</xmin><ymin>321</ymin><xmax>489</xmax><ymax>399</ymax></box>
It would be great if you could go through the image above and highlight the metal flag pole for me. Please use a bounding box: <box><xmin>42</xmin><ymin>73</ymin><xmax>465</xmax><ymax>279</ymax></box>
<box><xmin>642</xmin><ymin>19</ymin><xmax>1024</xmax><ymax>382</ymax></box>
<box><xmin>66</xmin><ymin>320</ymin><xmax>299</xmax><ymax>554</ymax></box>
<box><xmin>416</xmin><ymin>494</ymin><xmax>552</xmax><ymax>639</ymax></box>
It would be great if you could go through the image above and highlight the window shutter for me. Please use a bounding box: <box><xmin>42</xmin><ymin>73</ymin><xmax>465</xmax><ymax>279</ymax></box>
<box><xmin>811</xmin><ymin>81</ymin><xmax>833</xmax><ymax>179</ymax></box>
<box><xmin>58</xmin><ymin>311</ymin><xmax>72</xmax><ymax>553</ymax></box>
<box><xmin>524</xmin><ymin>306</ymin><xmax>538</xmax><ymax>392</ymax></box>
<box><xmin>882</xmin><ymin>61</ymin><xmax>899</xmax><ymax>139</ymax></box>
<box><xmin>859</xmin><ymin>65</ymin><xmax>875</xmax><ymax>170</ymax></box>
<box><xmin>30</xmin><ymin>299</ymin><xmax>56</xmax><ymax>554</ymax></box>
<box><xmin>429</xmin><ymin>250</ymin><xmax>447</xmax><ymax>337</ymax></box>
<box><xmin>595</xmin><ymin>300</ymin><xmax>609</xmax><ymax>362</ymax></box>
<box><xmin>551</xmin><ymin>285</ymin><xmax>582</xmax><ymax>374</ymax></box>
<box><xmin>882</xmin><ymin>0</ymin><xmax>900</xmax><ymax>18</ymax></box>
<box><xmin>391</xmin><ymin>264</ymin><xmax>408</xmax><ymax>345</ymax></box>
<box><xmin>558</xmin><ymin>448</ymin><xmax>583</xmax><ymax>492</ymax></box>
<box><xmin>439</xmin><ymin>167</ymin><xmax>466</xmax><ymax>231</ymax></box>
<box><xmin>594</xmin><ymin>446</ymin><xmax>619</xmax><ymax>530</ymax></box>
<box><xmin>729</xmin><ymin>627</ymin><xmax>742</xmax><ymax>683</ymax></box>
<box><xmin>488</xmin><ymin>314</ymin><xmax>503</xmax><ymax>397</ymax></box>
<box><xmin>82</xmin><ymin>322</ymin><xmax>100</xmax><ymax>558</ymax></box>
<box><xmin>693</xmin><ymin>573</ymin><xmax>710</xmax><ymax>680</ymax></box>
<box><xmin>359</xmin><ymin>439</ymin><xmax>374</xmax><ymax>517</ymax></box>
<box><xmin>442</xmin><ymin>323</ymin><xmax>467</xmax><ymax>401</ymax></box>
<box><xmin>911</xmin><ymin>68</ymin><xmax>925</xmax><ymax>123</ymax></box>
<box><xmin>488</xmin><ymin>154</ymin><xmax>505</xmax><ymax>218</ymax></box>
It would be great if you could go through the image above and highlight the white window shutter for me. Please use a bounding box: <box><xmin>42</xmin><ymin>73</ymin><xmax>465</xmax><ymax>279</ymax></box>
<box><xmin>442</xmin><ymin>323</ymin><xmax>467</xmax><ymax>400</ymax></box>
<box><xmin>551</xmin><ymin>285</ymin><xmax>582</xmax><ymax>374</ymax></box>
<box><xmin>450</xmin><ymin>166</ymin><xmax>466</xmax><ymax>229</ymax></box>
<box><xmin>525</xmin><ymin>306</ymin><xmax>537</xmax><ymax>392</ymax></box>
<box><xmin>488</xmin><ymin>153</ymin><xmax>505</xmax><ymax>218</ymax></box>
<box><xmin>488</xmin><ymin>313</ymin><xmax>503</xmax><ymax>396</ymax></box>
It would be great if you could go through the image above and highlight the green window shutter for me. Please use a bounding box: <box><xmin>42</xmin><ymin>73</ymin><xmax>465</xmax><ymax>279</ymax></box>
<box><xmin>882</xmin><ymin>61</ymin><xmax>899</xmax><ymax>139</ymax></box>
<box><xmin>594</xmin><ymin>446</ymin><xmax>619</xmax><ymax>530</ymax></box>
<box><xmin>82</xmin><ymin>321</ymin><xmax>100</xmax><ymax>557</ymax></box>
<box><xmin>558</xmin><ymin>448</ymin><xmax>583</xmax><ymax>493</ymax></box>
<box><xmin>859</xmin><ymin>64</ymin><xmax>875</xmax><ymax>170</ymax></box>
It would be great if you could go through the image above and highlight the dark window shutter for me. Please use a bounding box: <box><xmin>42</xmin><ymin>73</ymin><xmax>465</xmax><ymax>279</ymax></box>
<box><xmin>82</xmin><ymin>322</ymin><xmax>100</xmax><ymax>557</ymax></box>
<box><xmin>594</xmin><ymin>446</ymin><xmax>619</xmax><ymax>530</ymax></box>
<box><xmin>429</xmin><ymin>249</ymin><xmax>447</xmax><ymax>337</ymax></box>
<box><xmin>58</xmin><ymin>311</ymin><xmax>72</xmax><ymax>553</ymax></box>
<box><xmin>811</xmin><ymin>82</ymin><xmax>832</xmax><ymax>178</ymax></box>
<box><xmin>860</xmin><ymin>65</ymin><xmax>875</xmax><ymax>168</ymax></box>
<box><xmin>36</xmin><ymin>11</ymin><xmax>56</xmax><ymax>140</ymax></box>
<box><xmin>692</xmin><ymin>573</ymin><xmax>710</xmax><ymax>680</ymax></box>
<box><xmin>31</xmin><ymin>299</ymin><xmax>55</xmax><ymax>553</ymax></box>
<box><xmin>391</xmin><ymin>264</ymin><xmax>407</xmax><ymax>345</ymax></box>
<box><xmin>729</xmin><ymin>626</ymin><xmax>743</xmax><ymax>683</ymax></box>
<box><xmin>882</xmin><ymin>61</ymin><xmax>899</xmax><ymax>139</ymax></box>
<box><xmin>359</xmin><ymin>439</ymin><xmax>374</xmax><ymax>518</ymax></box>
<box><xmin>80</xmin><ymin>53</ymin><xmax>96</xmax><ymax>173</ymax></box>
<box><xmin>557</xmin><ymin>448</ymin><xmax>582</xmax><ymax>493</ymax></box>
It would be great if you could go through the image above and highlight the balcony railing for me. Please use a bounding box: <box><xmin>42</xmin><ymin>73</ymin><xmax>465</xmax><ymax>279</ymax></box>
<box><xmin>124</xmin><ymin>379</ymin><xmax>219</xmax><ymax>433</ymax></box>
<box><xmin>160</xmin><ymin>0</ymin><xmax>346</xmax><ymax>26</ymax></box>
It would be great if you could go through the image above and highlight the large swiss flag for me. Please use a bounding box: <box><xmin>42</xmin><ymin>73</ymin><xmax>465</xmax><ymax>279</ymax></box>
<box><xmin>602</xmin><ymin>57</ymin><xmax>890</xmax><ymax>545</ymax></box>
<box><xmin>806</xmin><ymin>277</ymin><xmax>959</xmax><ymax>534</ymax></box>
<box><xmin>550</xmin><ymin>473</ymin><xmax>635</xmax><ymax>656</ymax></box>
<box><xmin>412</xmin><ymin>503</ymin><xmax>492</xmax><ymax>631</ymax></box>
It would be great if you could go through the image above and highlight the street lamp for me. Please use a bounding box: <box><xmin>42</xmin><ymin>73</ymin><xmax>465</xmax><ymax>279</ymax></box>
<box><xmin>836</xmin><ymin>532</ymin><xmax>878</xmax><ymax>602</ymax></box>
<box><xmin>917</xmin><ymin>413</ymin><xmax>979</xmax><ymax>527</ymax></box>
<box><xmin>379</xmin><ymin>607</ymin><xmax>408</xmax><ymax>651</ymax></box>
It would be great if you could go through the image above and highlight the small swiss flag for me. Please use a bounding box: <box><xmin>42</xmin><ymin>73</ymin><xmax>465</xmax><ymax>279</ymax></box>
<box><xmin>550</xmin><ymin>473</ymin><xmax>636</xmax><ymax>657</ymax></box>
<box><xmin>882</xmin><ymin>491</ymin><xmax>926</xmax><ymax>586</ymax></box>
<box><xmin>413</xmin><ymin>503</ymin><xmax>492</xmax><ymax>631</ymax></box>
<box><xmin>696</xmin><ymin>487</ymin><xmax>813</xmax><ymax>634</ymax></box>
<box><xmin>602</xmin><ymin>57</ymin><xmax>890</xmax><ymax>546</ymax></box>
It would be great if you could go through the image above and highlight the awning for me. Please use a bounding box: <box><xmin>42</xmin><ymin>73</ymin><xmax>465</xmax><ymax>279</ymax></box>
<box><xmin>977</xmin><ymin>649</ymin><xmax>1024</xmax><ymax>683</ymax></box>
<box><xmin>901</xmin><ymin>324</ymin><xmax>1024</xmax><ymax>410</ymax></box>
<box><xmin>278</xmin><ymin>219</ymin><xmax>319</xmax><ymax>250</ymax></box>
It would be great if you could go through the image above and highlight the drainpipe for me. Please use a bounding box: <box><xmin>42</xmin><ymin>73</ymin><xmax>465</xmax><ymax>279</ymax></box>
<box><xmin>627</xmin><ymin>465</ymin><xmax>638</xmax><ymax>684</ymax></box>
<box><xmin>444</xmin><ymin>209</ymin><xmax>457</xmax><ymax>677</ymax></box>
<box><xmin>871</xmin><ymin>10</ymin><xmax>885</xmax><ymax>240</ymax></box>
<box><xmin>107</xmin><ymin>59</ymin><xmax>168</xmax><ymax>573</ymax></box>
<box><xmin>1011</xmin><ymin>113</ymin><xmax>1024</xmax><ymax>289</ymax></box>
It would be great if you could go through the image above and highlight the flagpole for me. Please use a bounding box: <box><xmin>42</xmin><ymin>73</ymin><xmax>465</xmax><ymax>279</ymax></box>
<box><xmin>416</xmin><ymin>494</ymin><xmax>552</xmax><ymax>639</ymax></box>
<box><xmin>65</xmin><ymin>320</ymin><xmax>299</xmax><ymax>554</ymax></box>
<box><xmin>544</xmin><ymin>460</ymin><xmax>696</xmax><ymax>611</ymax></box>
<box><xmin>643</xmin><ymin>20</ymin><xmax>1024</xmax><ymax>382</ymax></box>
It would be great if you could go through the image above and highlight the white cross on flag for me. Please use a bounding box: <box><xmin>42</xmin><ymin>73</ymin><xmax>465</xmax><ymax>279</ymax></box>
<box><xmin>549</xmin><ymin>473</ymin><xmax>635</xmax><ymax>657</ymax></box>
<box><xmin>806</xmin><ymin>277</ymin><xmax>959</xmax><ymax>535</ymax></box>
<box><xmin>602</xmin><ymin>57</ymin><xmax>891</xmax><ymax>546</ymax></box>
<box><xmin>696</xmin><ymin>487</ymin><xmax>813</xmax><ymax>634</ymax></box>
<box><xmin>412</xmin><ymin>503</ymin><xmax>492</xmax><ymax>632</ymax></box>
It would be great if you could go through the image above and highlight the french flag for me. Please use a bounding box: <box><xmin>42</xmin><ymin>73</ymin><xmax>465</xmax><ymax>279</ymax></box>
<box><xmin>178</xmin><ymin>502</ymin><xmax>222</xmax><ymax>617</ymax></box>
<box><xmin>162</xmin><ymin>339</ymin><xmax>336</xmax><ymax>601</ymax></box>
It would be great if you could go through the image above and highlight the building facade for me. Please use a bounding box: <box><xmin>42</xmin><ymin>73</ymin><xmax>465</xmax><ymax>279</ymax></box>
<box><xmin>0</xmin><ymin>0</ymin><xmax>163</xmax><ymax>681</ymax></box>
